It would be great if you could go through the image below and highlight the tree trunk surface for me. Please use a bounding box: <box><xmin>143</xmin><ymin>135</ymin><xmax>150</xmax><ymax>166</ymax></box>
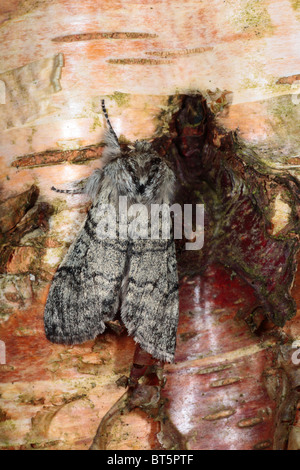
<box><xmin>0</xmin><ymin>0</ymin><xmax>300</xmax><ymax>450</ymax></box>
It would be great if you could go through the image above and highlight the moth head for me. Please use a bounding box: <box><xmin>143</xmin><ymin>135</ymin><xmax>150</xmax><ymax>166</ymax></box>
<box><xmin>132</xmin><ymin>140</ymin><xmax>152</xmax><ymax>153</ymax></box>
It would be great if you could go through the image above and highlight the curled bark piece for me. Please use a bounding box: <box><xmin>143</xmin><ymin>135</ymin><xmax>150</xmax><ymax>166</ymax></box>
<box><xmin>271</xmin><ymin>345</ymin><xmax>300</xmax><ymax>450</ymax></box>
<box><xmin>0</xmin><ymin>185</ymin><xmax>39</xmax><ymax>234</ymax></box>
<box><xmin>0</xmin><ymin>54</ymin><xmax>64</xmax><ymax>129</ymax></box>
<box><xmin>90</xmin><ymin>345</ymin><xmax>186</xmax><ymax>450</ymax></box>
<box><xmin>0</xmin><ymin>186</ymin><xmax>53</xmax><ymax>273</ymax></box>
<box><xmin>89</xmin><ymin>389</ymin><xmax>131</xmax><ymax>450</ymax></box>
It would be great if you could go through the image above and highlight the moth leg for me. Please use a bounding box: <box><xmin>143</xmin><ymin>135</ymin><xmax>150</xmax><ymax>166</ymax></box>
<box><xmin>51</xmin><ymin>186</ymin><xmax>83</xmax><ymax>194</ymax></box>
<box><xmin>129</xmin><ymin>344</ymin><xmax>164</xmax><ymax>388</ymax></box>
<box><xmin>51</xmin><ymin>177</ymin><xmax>88</xmax><ymax>194</ymax></box>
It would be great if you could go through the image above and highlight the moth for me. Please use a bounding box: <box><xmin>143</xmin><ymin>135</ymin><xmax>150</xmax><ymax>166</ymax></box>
<box><xmin>44</xmin><ymin>100</ymin><xmax>179</xmax><ymax>363</ymax></box>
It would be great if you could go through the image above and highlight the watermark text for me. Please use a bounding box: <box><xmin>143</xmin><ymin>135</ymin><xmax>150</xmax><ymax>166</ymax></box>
<box><xmin>0</xmin><ymin>340</ymin><xmax>6</xmax><ymax>365</ymax></box>
<box><xmin>95</xmin><ymin>197</ymin><xmax>204</xmax><ymax>250</ymax></box>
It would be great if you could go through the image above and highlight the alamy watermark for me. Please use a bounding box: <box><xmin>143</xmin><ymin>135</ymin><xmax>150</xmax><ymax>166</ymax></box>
<box><xmin>0</xmin><ymin>80</ymin><xmax>5</xmax><ymax>105</ymax></box>
<box><xmin>0</xmin><ymin>340</ymin><xmax>6</xmax><ymax>365</ymax></box>
<box><xmin>95</xmin><ymin>197</ymin><xmax>204</xmax><ymax>250</ymax></box>
<box><xmin>291</xmin><ymin>340</ymin><xmax>300</xmax><ymax>366</ymax></box>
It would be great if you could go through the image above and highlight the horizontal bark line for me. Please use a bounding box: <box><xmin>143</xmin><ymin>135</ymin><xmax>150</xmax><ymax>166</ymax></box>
<box><xmin>11</xmin><ymin>144</ymin><xmax>104</xmax><ymax>168</ymax></box>
<box><xmin>276</xmin><ymin>74</ymin><xmax>300</xmax><ymax>85</ymax></box>
<box><xmin>146</xmin><ymin>46</ymin><xmax>214</xmax><ymax>57</ymax></box>
<box><xmin>166</xmin><ymin>339</ymin><xmax>277</xmax><ymax>372</ymax></box>
<box><xmin>107</xmin><ymin>58</ymin><xmax>173</xmax><ymax>65</ymax></box>
<box><xmin>52</xmin><ymin>32</ymin><xmax>158</xmax><ymax>42</ymax></box>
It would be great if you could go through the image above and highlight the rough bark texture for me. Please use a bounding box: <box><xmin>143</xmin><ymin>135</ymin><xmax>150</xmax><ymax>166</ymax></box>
<box><xmin>1</xmin><ymin>0</ymin><xmax>300</xmax><ymax>451</ymax></box>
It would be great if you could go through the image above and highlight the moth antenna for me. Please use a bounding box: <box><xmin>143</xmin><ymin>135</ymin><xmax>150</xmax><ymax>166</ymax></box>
<box><xmin>101</xmin><ymin>99</ymin><xmax>119</xmax><ymax>147</ymax></box>
<box><xmin>51</xmin><ymin>186</ymin><xmax>83</xmax><ymax>195</ymax></box>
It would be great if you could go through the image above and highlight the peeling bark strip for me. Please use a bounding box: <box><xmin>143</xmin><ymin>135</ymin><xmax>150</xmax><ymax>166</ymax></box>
<box><xmin>276</xmin><ymin>74</ymin><xmax>300</xmax><ymax>85</ymax></box>
<box><xmin>52</xmin><ymin>32</ymin><xmax>158</xmax><ymax>42</ymax></box>
<box><xmin>270</xmin><ymin>345</ymin><xmax>300</xmax><ymax>450</ymax></box>
<box><xmin>253</xmin><ymin>440</ymin><xmax>272</xmax><ymax>450</ymax></box>
<box><xmin>0</xmin><ymin>186</ymin><xmax>39</xmax><ymax>234</ymax></box>
<box><xmin>203</xmin><ymin>409</ymin><xmax>236</xmax><ymax>421</ymax></box>
<box><xmin>50</xmin><ymin>53</ymin><xmax>64</xmax><ymax>92</ymax></box>
<box><xmin>146</xmin><ymin>47</ymin><xmax>214</xmax><ymax>58</ymax></box>
<box><xmin>0</xmin><ymin>185</ymin><xmax>53</xmax><ymax>274</ymax></box>
<box><xmin>11</xmin><ymin>144</ymin><xmax>104</xmax><ymax>168</ymax></box>
<box><xmin>108</xmin><ymin>58</ymin><xmax>173</xmax><ymax>65</ymax></box>
<box><xmin>237</xmin><ymin>417</ymin><xmax>264</xmax><ymax>428</ymax></box>
<box><xmin>196</xmin><ymin>364</ymin><xmax>232</xmax><ymax>375</ymax></box>
<box><xmin>210</xmin><ymin>377</ymin><xmax>241</xmax><ymax>388</ymax></box>
<box><xmin>0</xmin><ymin>53</ymin><xmax>64</xmax><ymax>130</ymax></box>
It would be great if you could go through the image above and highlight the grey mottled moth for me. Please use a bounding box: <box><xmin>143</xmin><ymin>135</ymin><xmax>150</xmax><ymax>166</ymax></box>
<box><xmin>44</xmin><ymin>100</ymin><xmax>179</xmax><ymax>363</ymax></box>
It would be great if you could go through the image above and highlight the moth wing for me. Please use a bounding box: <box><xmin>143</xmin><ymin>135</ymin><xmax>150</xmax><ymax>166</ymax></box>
<box><xmin>121</xmin><ymin>237</ymin><xmax>179</xmax><ymax>363</ymax></box>
<box><xmin>44</xmin><ymin>202</ymin><xmax>128</xmax><ymax>345</ymax></box>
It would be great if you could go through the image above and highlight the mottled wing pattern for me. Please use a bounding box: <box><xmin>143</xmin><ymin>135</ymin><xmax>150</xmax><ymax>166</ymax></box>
<box><xmin>121</xmin><ymin>236</ymin><xmax>179</xmax><ymax>363</ymax></box>
<box><xmin>44</xmin><ymin>201</ymin><xmax>129</xmax><ymax>345</ymax></box>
